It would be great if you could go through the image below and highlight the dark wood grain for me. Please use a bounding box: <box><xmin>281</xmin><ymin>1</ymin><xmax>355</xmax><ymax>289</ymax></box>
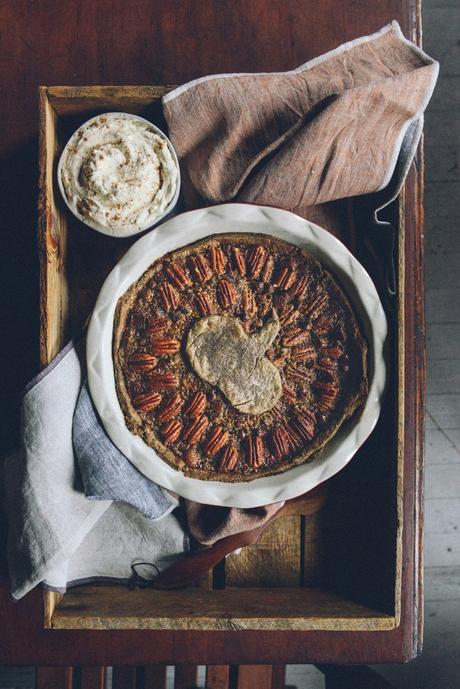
<box><xmin>35</xmin><ymin>667</ymin><xmax>74</xmax><ymax>689</ymax></box>
<box><xmin>0</xmin><ymin>0</ymin><xmax>423</xmax><ymax>667</ymax></box>
<box><xmin>205</xmin><ymin>665</ymin><xmax>230</xmax><ymax>689</ymax></box>
<box><xmin>237</xmin><ymin>666</ymin><xmax>273</xmax><ymax>689</ymax></box>
<box><xmin>270</xmin><ymin>665</ymin><xmax>286</xmax><ymax>689</ymax></box>
<box><xmin>80</xmin><ymin>666</ymin><xmax>106</xmax><ymax>689</ymax></box>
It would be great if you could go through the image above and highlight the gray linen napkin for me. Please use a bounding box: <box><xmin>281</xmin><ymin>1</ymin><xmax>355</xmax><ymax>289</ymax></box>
<box><xmin>2</xmin><ymin>340</ymin><xmax>188</xmax><ymax>600</ymax></box>
<box><xmin>73</xmin><ymin>381</ymin><xmax>176</xmax><ymax>520</ymax></box>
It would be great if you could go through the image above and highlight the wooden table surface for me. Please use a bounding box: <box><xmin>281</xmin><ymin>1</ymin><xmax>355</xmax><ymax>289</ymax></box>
<box><xmin>0</xmin><ymin>0</ymin><xmax>424</xmax><ymax>666</ymax></box>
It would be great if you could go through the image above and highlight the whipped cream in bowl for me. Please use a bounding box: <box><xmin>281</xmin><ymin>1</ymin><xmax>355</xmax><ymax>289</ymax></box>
<box><xmin>58</xmin><ymin>112</ymin><xmax>180</xmax><ymax>237</ymax></box>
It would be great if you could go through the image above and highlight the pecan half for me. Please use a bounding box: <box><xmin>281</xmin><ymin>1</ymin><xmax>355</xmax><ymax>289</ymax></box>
<box><xmin>304</xmin><ymin>291</ymin><xmax>328</xmax><ymax>320</ymax></box>
<box><xmin>150</xmin><ymin>337</ymin><xmax>180</xmax><ymax>356</ymax></box>
<box><xmin>241</xmin><ymin>287</ymin><xmax>257</xmax><ymax>319</ymax></box>
<box><xmin>184</xmin><ymin>448</ymin><xmax>200</xmax><ymax>467</ymax></box>
<box><xmin>270</xmin><ymin>427</ymin><xmax>290</xmax><ymax>459</ymax></box>
<box><xmin>261</xmin><ymin>254</ymin><xmax>274</xmax><ymax>282</ymax></box>
<box><xmin>128</xmin><ymin>353</ymin><xmax>158</xmax><ymax>371</ymax></box>
<box><xmin>231</xmin><ymin>246</ymin><xmax>246</xmax><ymax>276</ymax></box>
<box><xmin>190</xmin><ymin>254</ymin><xmax>212</xmax><ymax>282</ymax></box>
<box><xmin>148</xmin><ymin>372</ymin><xmax>178</xmax><ymax>390</ymax></box>
<box><xmin>317</xmin><ymin>394</ymin><xmax>337</xmax><ymax>413</ymax></box>
<box><xmin>266</xmin><ymin>350</ymin><xmax>285</xmax><ymax>367</ymax></box>
<box><xmin>203</xmin><ymin>426</ymin><xmax>229</xmax><ymax>457</ymax></box>
<box><xmin>195</xmin><ymin>291</ymin><xmax>214</xmax><ymax>316</ymax></box>
<box><xmin>313</xmin><ymin>382</ymin><xmax>338</xmax><ymax>412</ymax></box>
<box><xmin>284</xmin><ymin>423</ymin><xmax>303</xmax><ymax>450</ymax></box>
<box><xmin>146</xmin><ymin>316</ymin><xmax>170</xmax><ymax>334</ymax></box>
<box><xmin>217</xmin><ymin>279</ymin><xmax>237</xmax><ymax>309</ymax></box>
<box><xmin>218</xmin><ymin>445</ymin><xmax>239</xmax><ymax>472</ymax></box>
<box><xmin>183</xmin><ymin>415</ymin><xmax>209</xmax><ymax>444</ymax></box>
<box><xmin>184</xmin><ymin>391</ymin><xmax>207</xmax><ymax>417</ymax></box>
<box><xmin>246</xmin><ymin>435</ymin><xmax>264</xmax><ymax>468</ymax></box>
<box><xmin>247</xmin><ymin>245</ymin><xmax>268</xmax><ymax>279</ymax></box>
<box><xmin>312</xmin><ymin>381</ymin><xmax>337</xmax><ymax>394</ymax></box>
<box><xmin>157</xmin><ymin>392</ymin><xmax>183</xmax><ymax>422</ymax></box>
<box><xmin>313</xmin><ymin>315</ymin><xmax>334</xmax><ymax>337</ymax></box>
<box><xmin>132</xmin><ymin>391</ymin><xmax>162</xmax><ymax>413</ymax></box>
<box><xmin>290</xmin><ymin>411</ymin><xmax>316</xmax><ymax>441</ymax></box>
<box><xmin>314</xmin><ymin>358</ymin><xmax>337</xmax><ymax>376</ymax></box>
<box><xmin>282</xmin><ymin>327</ymin><xmax>309</xmax><ymax>347</ymax></box>
<box><xmin>321</xmin><ymin>345</ymin><xmax>343</xmax><ymax>359</ymax></box>
<box><xmin>274</xmin><ymin>266</ymin><xmax>296</xmax><ymax>290</ymax></box>
<box><xmin>289</xmin><ymin>275</ymin><xmax>309</xmax><ymax>298</ymax></box>
<box><xmin>279</xmin><ymin>304</ymin><xmax>298</xmax><ymax>327</ymax></box>
<box><xmin>282</xmin><ymin>384</ymin><xmax>298</xmax><ymax>404</ymax></box>
<box><xmin>291</xmin><ymin>345</ymin><xmax>316</xmax><ymax>362</ymax></box>
<box><xmin>165</xmin><ymin>261</ymin><xmax>192</xmax><ymax>290</ymax></box>
<box><xmin>271</xmin><ymin>404</ymin><xmax>285</xmax><ymax>422</ymax></box>
<box><xmin>209</xmin><ymin>246</ymin><xmax>227</xmax><ymax>275</ymax></box>
<box><xmin>159</xmin><ymin>282</ymin><xmax>179</xmax><ymax>311</ymax></box>
<box><xmin>285</xmin><ymin>364</ymin><xmax>307</xmax><ymax>382</ymax></box>
<box><xmin>161</xmin><ymin>419</ymin><xmax>182</xmax><ymax>443</ymax></box>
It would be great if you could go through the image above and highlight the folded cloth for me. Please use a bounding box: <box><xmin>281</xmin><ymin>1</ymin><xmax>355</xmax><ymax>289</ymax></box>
<box><xmin>163</xmin><ymin>19</ymin><xmax>438</xmax><ymax>540</ymax></box>
<box><xmin>2</xmin><ymin>341</ymin><xmax>188</xmax><ymax>600</ymax></box>
<box><xmin>185</xmin><ymin>501</ymin><xmax>283</xmax><ymax>547</ymax></box>
<box><xmin>74</xmin><ymin>380</ymin><xmax>176</xmax><ymax>520</ymax></box>
<box><xmin>163</xmin><ymin>21</ymin><xmax>438</xmax><ymax>222</ymax></box>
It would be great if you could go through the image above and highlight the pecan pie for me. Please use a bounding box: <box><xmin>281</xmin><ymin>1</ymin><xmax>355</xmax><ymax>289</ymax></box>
<box><xmin>113</xmin><ymin>233</ymin><xmax>368</xmax><ymax>481</ymax></box>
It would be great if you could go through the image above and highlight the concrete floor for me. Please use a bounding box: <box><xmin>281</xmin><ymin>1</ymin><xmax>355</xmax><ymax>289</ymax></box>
<box><xmin>1</xmin><ymin>3</ymin><xmax>458</xmax><ymax>687</ymax></box>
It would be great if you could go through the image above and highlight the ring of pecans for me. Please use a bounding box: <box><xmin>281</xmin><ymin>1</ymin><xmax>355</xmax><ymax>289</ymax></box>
<box><xmin>116</xmin><ymin>234</ymin><xmax>367</xmax><ymax>480</ymax></box>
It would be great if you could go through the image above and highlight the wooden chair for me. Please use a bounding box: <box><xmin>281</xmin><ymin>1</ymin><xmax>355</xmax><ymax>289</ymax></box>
<box><xmin>35</xmin><ymin>663</ymin><xmax>397</xmax><ymax>688</ymax></box>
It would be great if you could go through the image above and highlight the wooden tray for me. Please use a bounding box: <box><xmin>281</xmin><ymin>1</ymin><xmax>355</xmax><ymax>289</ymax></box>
<box><xmin>39</xmin><ymin>85</ymin><xmax>404</xmax><ymax>633</ymax></box>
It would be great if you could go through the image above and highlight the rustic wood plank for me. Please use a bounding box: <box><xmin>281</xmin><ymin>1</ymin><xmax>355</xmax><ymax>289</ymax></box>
<box><xmin>225</xmin><ymin>516</ymin><xmax>301</xmax><ymax>587</ymax></box>
<box><xmin>174</xmin><ymin>665</ymin><xmax>197</xmax><ymax>689</ymax></box>
<box><xmin>225</xmin><ymin>488</ymin><xmax>327</xmax><ymax>588</ymax></box>
<box><xmin>205</xmin><ymin>665</ymin><xmax>230</xmax><ymax>689</ymax></box>
<box><xmin>302</xmin><ymin>513</ymin><xmax>324</xmax><ymax>586</ymax></box>
<box><xmin>143</xmin><ymin>665</ymin><xmax>167</xmax><ymax>689</ymax></box>
<box><xmin>38</xmin><ymin>86</ymin><xmax>69</xmax><ymax>367</ymax></box>
<box><xmin>112</xmin><ymin>666</ymin><xmax>137</xmax><ymax>689</ymax></box>
<box><xmin>237</xmin><ymin>666</ymin><xmax>273</xmax><ymax>689</ymax></box>
<box><xmin>270</xmin><ymin>665</ymin><xmax>286</xmax><ymax>689</ymax></box>
<box><xmin>36</xmin><ymin>667</ymin><xmax>74</xmax><ymax>689</ymax></box>
<box><xmin>50</xmin><ymin>585</ymin><xmax>395</xmax><ymax>631</ymax></box>
<box><xmin>81</xmin><ymin>666</ymin><xmax>106</xmax><ymax>689</ymax></box>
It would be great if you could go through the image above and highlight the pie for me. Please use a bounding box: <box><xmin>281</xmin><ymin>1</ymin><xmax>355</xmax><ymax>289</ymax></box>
<box><xmin>113</xmin><ymin>233</ymin><xmax>368</xmax><ymax>481</ymax></box>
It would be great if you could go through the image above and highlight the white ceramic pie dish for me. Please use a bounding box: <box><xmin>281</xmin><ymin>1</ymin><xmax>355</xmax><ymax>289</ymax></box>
<box><xmin>87</xmin><ymin>203</ymin><xmax>387</xmax><ymax>508</ymax></box>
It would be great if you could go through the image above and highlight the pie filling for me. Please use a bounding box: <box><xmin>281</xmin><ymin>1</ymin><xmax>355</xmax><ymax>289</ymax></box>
<box><xmin>113</xmin><ymin>233</ymin><xmax>368</xmax><ymax>482</ymax></box>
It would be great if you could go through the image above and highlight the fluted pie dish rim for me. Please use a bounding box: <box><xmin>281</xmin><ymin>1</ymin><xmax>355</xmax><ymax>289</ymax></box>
<box><xmin>87</xmin><ymin>203</ymin><xmax>387</xmax><ymax>508</ymax></box>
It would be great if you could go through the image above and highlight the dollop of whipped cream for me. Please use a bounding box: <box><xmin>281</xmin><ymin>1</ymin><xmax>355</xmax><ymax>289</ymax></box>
<box><xmin>60</xmin><ymin>114</ymin><xmax>178</xmax><ymax>235</ymax></box>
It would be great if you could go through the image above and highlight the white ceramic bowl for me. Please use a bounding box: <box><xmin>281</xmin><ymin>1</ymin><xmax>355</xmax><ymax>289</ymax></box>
<box><xmin>87</xmin><ymin>203</ymin><xmax>387</xmax><ymax>508</ymax></box>
<box><xmin>57</xmin><ymin>112</ymin><xmax>181</xmax><ymax>238</ymax></box>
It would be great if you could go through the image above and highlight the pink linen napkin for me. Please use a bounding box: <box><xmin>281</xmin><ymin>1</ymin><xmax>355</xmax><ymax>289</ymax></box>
<box><xmin>163</xmin><ymin>21</ymin><xmax>438</xmax><ymax>546</ymax></box>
